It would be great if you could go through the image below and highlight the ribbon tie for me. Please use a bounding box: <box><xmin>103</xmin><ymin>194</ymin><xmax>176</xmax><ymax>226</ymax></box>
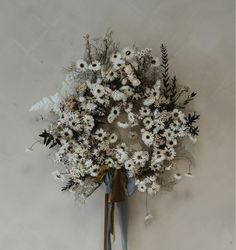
<box><xmin>99</xmin><ymin>168</ymin><xmax>135</xmax><ymax>250</ymax></box>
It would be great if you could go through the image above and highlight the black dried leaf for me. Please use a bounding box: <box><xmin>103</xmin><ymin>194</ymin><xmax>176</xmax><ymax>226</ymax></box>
<box><xmin>179</xmin><ymin>92</ymin><xmax>197</xmax><ymax>109</ymax></box>
<box><xmin>39</xmin><ymin>130</ymin><xmax>61</xmax><ymax>149</ymax></box>
<box><xmin>189</xmin><ymin>126</ymin><xmax>200</xmax><ymax>136</ymax></box>
<box><xmin>61</xmin><ymin>178</ymin><xmax>76</xmax><ymax>191</ymax></box>
<box><xmin>185</xmin><ymin>113</ymin><xmax>200</xmax><ymax>126</ymax></box>
<box><xmin>160</xmin><ymin>44</ymin><xmax>171</xmax><ymax>98</ymax></box>
<box><xmin>170</xmin><ymin>76</ymin><xmax>177</xmax><ymax>100</ymax></box>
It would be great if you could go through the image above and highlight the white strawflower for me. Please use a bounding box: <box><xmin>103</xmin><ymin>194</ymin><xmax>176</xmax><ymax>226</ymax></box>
<box><xmin>143</xmin><ymin>96</ymin><xmax>155</xmax><ymax>106</ymax></box>
<box><xmin>124</xmin><ymin>64</ymin><xmax>133</xmax><ymax>75</ymax></box>
<box><xmin>112</xmin><ymin>90</ymin><xmax>126</xmax><ymax>101</ymax></box>
<box><xmin>131</xmin><ymin>77</ymin><xmax>141</xmax><ymax>87</ymax></box>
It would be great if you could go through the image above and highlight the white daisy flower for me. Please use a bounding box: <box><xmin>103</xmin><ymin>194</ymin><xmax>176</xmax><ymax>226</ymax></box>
<box><xmin>88</xmin><ymin>61</ymin><xmax>101</xmax><ymax>71</ymax></box>
<box><xmin>175</xmin><ymin>127</ymin><xmax>186</xmax><ymax>137</ymax></box>
<box><xmin>166</xmin><ymin>139</ymin><xmax>177</xmax><ymax>148</ymax></box>
<box><xmin>164</xmin><ymin>147</ymin><xmax>176</xmax><ymax>160</ymax></box>
<box><xmin>172</xmin><ymin>109</ymin><xmax>185</xmax><ymax>121</ymax></box>
<box><xmin>136</xmin><ymin>181</ymin><xmax>147</xmax><ymax>192</ymax></box>
<box><xmin>143</xmin><ymin>117</ymin><xmax>154</xmax><ymax>129</ymax></box>
<box><xmin>150</xmin><ymin>88</ymin><xmax>160</xmax><ymax>100</ymax></box>
<box><xmin>163</xmin><ymin>129</ymin><xmax>175</xmax><ymax>140</ymax></box>
<box><xmin>120</xmin><ymin>86</ymin><xmax>134</xmax><ymax>96</ymax></box>
<box><xmin>51</xmin><ymin>170</ymin><xmax>65</xmax><ymax>182</ymax></box>
<box><xmin>94</xmin><ymin>128</ymin><xmax>107</xmax><ymax>141</ymax></box>
<box><xmin>152</xmin><ymin>149</ymin><xmax>166</xmax><ymax>163</ymax></box>
<box><xmin>151</xmin><ymin>57</ymin><xmax>160</xmax><ymax>67</ymax></box>
<box><xmin>106</xmin><ymin>69</ymin><xmax>117</xmax><ymax>82</ymax></box>
<box><xmin>169</xmin><ymin>120</ymin><xmax>181</xmax><ymax>131</ymax></box>
<box><xmin>142</xmin><ymin>131</ymin><xmax>154</xmax><ymax>146</ymax></box>
<box><xmin>115</xmin><ymin>148</ymin><xmax>128</xmax><ymax>164</ymax></box>
<box><xmin>90</xmin><ymin>165</ymin><xmax>99</xmax><ymax>177</ymax></box>
<box><xmin>109</xmin><ymin>133</ymin><xmax>118</xmax><ymax>143</ymax></box>
<box><xmin>92</xmin><ymin>84</ymin><xmax>106</xmax><ymax>98</ymax></box>
<box><xmin>139</xmin><ymin>107</ymin><xmax>151</xmax><ymax>117</ymax></box>
<box><xmin>110</xmin><ymin>52</ymin><xmax>122</xmax><ymax>63</ymax></box>
<box><xmin>185</xmin><ymin>172</ymin><xmax>194</xmax><ymax>178</ymax></box>
<box><xmin>150</xmin><ymin>163</ymin><xmax>161</xmax><ymax>171</ymax></box>
<box><xmin>165</xmin><ymin>163</ymin><xmax>174</xmax><ymax>171</ymax></box>
<box><xmin>122</xmin><ymin>47</ymin><xmax>135</xmax><ymax>60</ymax></box>
<box><xmin>144</xmin><ymin>213</ymin><xmax>153</xmax><ymax>222</ymax></box>
<box><xmin>75</xmin><ymin>59</ymin><xmax>88</xmax><ymax>71</ymax></box>
<box><xmin>174</xmin><ymin>173</ymin><xmax>182</xmax><ymax>180</ymax></box>
<box><xmin>85</xmin><ymin>159</ymin><xmax>93</xmax><ymax>168</ymax></box>
<box><xmin>153</xmin><ymin>120</ymin><xmax>165</xmax><ymax>133</ymax></box>
<box><xmin>105</xmin><ymin>158</ymin><xmax>115</xmax><ymax>168</ymax></box>
<box><xmin>124</xmin><ymin>159</ymin><xmax>135</xmax><ymax>171</ymax></box>
<box><xmin>61</xmin><ymin>128</ymin><xmax>73</xmax><ymax>139</ymax></box>
<box><xmin>110</xmin><ymin>106</ymin><xmax>120</xmax><ymax>118</ymax></box>
<box><xmin>86</xmin><ymin>102</ymin><xmax>97</xmax><ymax>111</ymax></box>
<box><xmin>113</xmin><ymin>59</ymin><xmax>125</xmax><ymax>70</ymax></box>
<box><xmin>83</xmin><ymin>115</ymin><xmax>95</xmax><ymax>130</ymax></box>
<box><xmin>148</xmin><ymin>182</ymin><xmax>160</xmax><ymax>195</ymax></box>
<box><xmin>69</xmin><ymin>118</ymin><xmax>82</xmax><ymax>131</ymax></box>
<box><xmin>133</xmin><ymin>151</ymin><xmax>149</xmax><ymax>166</ymax></box>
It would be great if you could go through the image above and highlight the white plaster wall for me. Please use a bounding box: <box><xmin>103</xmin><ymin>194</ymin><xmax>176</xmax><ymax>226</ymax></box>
<box><xmin>0</xmin><ymin>0</ymin><xmax>234</xmax><ymax>249</ymax></box>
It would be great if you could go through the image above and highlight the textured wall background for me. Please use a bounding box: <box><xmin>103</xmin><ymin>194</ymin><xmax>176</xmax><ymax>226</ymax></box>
<box><xmin>0</xmin><ymin>0</ymin><xmax>234</xmax><ymax>249</ymax></box>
